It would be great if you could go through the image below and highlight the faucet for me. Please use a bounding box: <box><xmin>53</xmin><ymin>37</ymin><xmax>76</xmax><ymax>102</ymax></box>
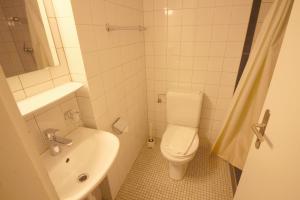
<box><xmin>43</xmin><ymin>128</ymin><xmax>72</xmax><ymax>156</ymax></box>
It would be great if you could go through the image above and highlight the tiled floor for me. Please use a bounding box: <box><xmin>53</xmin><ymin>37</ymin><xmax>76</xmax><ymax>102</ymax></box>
<box><xmin>116</xmin><ymin>138</ymin><xmax>233</xmax><ymax>200</ymax></box>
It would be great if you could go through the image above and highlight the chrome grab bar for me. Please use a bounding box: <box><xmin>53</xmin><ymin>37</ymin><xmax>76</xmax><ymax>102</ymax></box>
<box><xmin>105</xmin><ymin>23</ymin><xmax>146</xmax><ymax>32</ymax></box>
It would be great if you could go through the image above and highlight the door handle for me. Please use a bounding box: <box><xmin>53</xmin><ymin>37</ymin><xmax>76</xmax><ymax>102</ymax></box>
<box><xmin>251</xmin><ymin>109</ymin><xmax>270</xmax><ymax>149</ymax></box>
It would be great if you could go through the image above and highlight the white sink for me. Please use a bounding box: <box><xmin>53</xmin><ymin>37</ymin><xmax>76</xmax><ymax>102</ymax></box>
<box><xmin>41</xmin><ymin>127</ymin><xmax>119</xmax><ymax>200</ymax></box>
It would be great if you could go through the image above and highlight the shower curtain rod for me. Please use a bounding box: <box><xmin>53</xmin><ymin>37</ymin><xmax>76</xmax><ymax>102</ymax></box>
<box><xmin>105</xmin><ymin>23</ymin><xmax>146</xmax><ymax>32</ymax></box>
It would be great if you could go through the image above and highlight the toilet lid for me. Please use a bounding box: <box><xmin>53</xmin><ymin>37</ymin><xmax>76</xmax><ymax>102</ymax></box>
<box><xmin>161</xmin><ymin>124</ymin><xmax>198</xmax><ymax>157</ymax></box>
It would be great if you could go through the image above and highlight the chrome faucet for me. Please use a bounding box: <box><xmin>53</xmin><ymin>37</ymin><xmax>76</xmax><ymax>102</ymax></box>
<box><xmin>44</xmin><ymin>128</ymin><xmax>72</xmax><ymax>156</ymax></box>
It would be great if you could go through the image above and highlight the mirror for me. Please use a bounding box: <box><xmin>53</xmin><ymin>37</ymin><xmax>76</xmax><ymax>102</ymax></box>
<box><xmin>0</xmin><ymin>0</ymin><xmax>59</xmax><ymax>77</ymax></box>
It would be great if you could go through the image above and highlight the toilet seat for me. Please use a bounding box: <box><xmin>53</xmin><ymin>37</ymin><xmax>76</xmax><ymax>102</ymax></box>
<box><xmin>161</xmin><ymin>124</ymin><xmax>199</xmax><ymax>161</ymax></box>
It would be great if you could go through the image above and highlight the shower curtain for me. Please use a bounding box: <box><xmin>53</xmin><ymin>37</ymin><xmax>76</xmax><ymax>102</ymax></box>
<box><xmin>25</xmin><ymin>0</ymin><xmax>53</xmax><ymax>68</ymax></box>
<box><xmin>211</xmin><ymin>0</ymin><xmax>294</xmax><ymax>169</ymax></box>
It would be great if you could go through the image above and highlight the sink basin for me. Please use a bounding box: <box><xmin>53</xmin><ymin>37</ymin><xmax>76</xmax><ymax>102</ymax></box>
<box><xmin>41</xmin><ymin>127</ymin><xmax>119</xmax><ymax>200</ymax></box>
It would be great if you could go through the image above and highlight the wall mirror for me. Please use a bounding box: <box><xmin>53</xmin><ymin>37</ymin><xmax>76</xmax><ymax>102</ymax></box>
<box><xmin>0</xmin><ymin>0</ymin><xmax>59</xmax><ymax>77</ymax></box>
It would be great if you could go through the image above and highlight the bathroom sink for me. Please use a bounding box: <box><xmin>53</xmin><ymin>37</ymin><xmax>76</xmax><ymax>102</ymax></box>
<box><xmin>41</xmin><ymin>127</ymin><xmax>119</xmax><ymax>200</ymax></box>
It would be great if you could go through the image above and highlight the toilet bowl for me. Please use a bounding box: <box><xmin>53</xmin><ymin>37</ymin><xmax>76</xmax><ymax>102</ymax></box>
<box><xmin>160</xmin><ymin>91</ymin><xmax>203</xmax><ymax>180</ymax></box>
<box><xmin>161</xmin><ymin>124</ymin><xmax>199</xmax><ymax>180</ymax></box>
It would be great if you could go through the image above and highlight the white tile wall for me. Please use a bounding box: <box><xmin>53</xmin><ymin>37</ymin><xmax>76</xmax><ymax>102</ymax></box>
<box><xmin>144</xmin><ymin>0</ymin><xmax>252</xmax><ymax>144</ymax></box>
<box><xmin>71</xmin><ymin>0</ymin><xmax>148</xmax><ymax>198</ymax></box>
<box><xmin>51</xmin><ymin>0</ymin><xmax>95</xmax><ymax>128</ymax></box>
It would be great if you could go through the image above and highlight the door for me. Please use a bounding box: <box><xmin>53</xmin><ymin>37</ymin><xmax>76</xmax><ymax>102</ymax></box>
<box><xmin>234</xmin><ymin>1</ymin><xmax>300</xmax><ymax>200</ymax></box>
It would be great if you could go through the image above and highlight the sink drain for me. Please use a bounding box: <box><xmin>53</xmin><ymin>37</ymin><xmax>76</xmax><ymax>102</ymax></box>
<box><xmin>78</xmin><ymin>173</ymin><xmax>88</xmax><ymax>183</ymax></box>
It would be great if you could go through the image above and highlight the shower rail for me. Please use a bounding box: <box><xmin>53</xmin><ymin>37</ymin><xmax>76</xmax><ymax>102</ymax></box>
<box><xmin>105</xmin><ymin>23</ymin><xmax>146</xmax><ymax>32</ymax></box>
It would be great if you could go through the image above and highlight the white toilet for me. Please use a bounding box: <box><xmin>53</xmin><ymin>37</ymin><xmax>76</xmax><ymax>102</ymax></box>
<box><xmin>160</xmin><ymin>91</ymin><xmax>203</xmax><ymax>180</ymax></box>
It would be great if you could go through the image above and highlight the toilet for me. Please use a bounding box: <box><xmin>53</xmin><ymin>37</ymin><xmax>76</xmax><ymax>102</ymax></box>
<box><xmin>160</xmin><ymin>91</ymin><xmax>203</xmax><ymax>180</ymax></box>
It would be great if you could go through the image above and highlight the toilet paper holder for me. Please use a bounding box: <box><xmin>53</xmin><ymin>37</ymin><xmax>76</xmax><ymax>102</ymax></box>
<box><xmin>157</xmin><ymin>93</ymin><xmax>166</xmax><ymax>103</ymax></box>
<box><xmin>112</xmin><ymin>117</ymin><xmax>128</xmax><ymax>134</ymax></box>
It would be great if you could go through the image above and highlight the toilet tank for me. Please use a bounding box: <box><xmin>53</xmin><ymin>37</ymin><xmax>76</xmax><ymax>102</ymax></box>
<box><xmin>166</xmin><ymin>91</ymin><xmax>203</xmax><ymax>128</ymax></box>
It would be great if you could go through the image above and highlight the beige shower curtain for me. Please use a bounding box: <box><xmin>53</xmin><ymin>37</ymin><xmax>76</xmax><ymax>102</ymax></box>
<box><xmin>25</xmin><ymin>0</ymin><xmax>54</xmax><ymax>68</ymax></box>
<box><xmin>212</xmin><ymin>0</ymin><xmax>294</xmax><ymax>169</ymax></box>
